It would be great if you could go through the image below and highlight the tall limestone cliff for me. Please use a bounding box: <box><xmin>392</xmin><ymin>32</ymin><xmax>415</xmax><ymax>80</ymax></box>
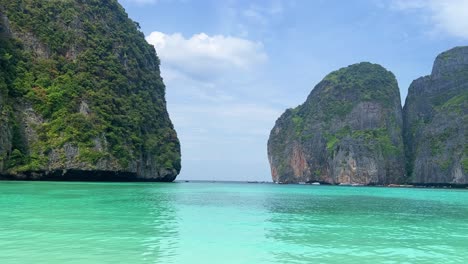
<box><xmin>0</xmin><ymin>0</ymin><xmax>180</xmax><ymax>181</ymax></box>
<box><xmin>268</xmin><ymin>62</ymin><xmax>406</xmax><ymax>184</ymax></box>
<box><xmin>403</xmin><ymin>47</ymin><xmax>467</xmax><ymax>185</ymax></box>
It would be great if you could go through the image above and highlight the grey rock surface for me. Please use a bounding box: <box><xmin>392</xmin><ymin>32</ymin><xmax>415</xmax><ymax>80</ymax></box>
<box><xmin>403</xmin><ymin>46</ymin><xmax>468</xmax><ymax>184</ymax></box>
<box><xmin>268</xmin><ymin>63</ymin><xmax>406</xmax><ymax>184</ymax></box>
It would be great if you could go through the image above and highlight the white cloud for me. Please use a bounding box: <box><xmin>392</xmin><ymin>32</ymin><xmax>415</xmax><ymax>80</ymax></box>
<box><xmin>391</xmin><ymin>0</ymin><xmax>468</xmax><ymax>39</ymax></box>
<box><xmin>168</xmin><ymin>101</ymin><xmax>282</xmax><ymax>168</ymax></box>
<box><xmin>243</xmin><ymin>8</ymin><xmax>269</xmax><ymax>25</ymax></box>
<box><xmin>144</xmin><ymin>30</ymin><xmax>277</xmax><ymax>179</ymax></box>
<box><xmin>171</xmin><ymin>103</ymin><xmax>281</xmax><ymax>134</ymax></box>
<box><xmin>146</xmin><ymin>31</ymin><xmax>267</xmax><ymax>79</ymax></box>
<box><xmin>239</xmin><ymin>1</ymin><xmax>285</xmax><ymax>29</ymax></box>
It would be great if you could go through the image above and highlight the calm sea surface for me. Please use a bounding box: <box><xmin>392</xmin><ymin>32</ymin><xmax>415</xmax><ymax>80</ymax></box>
<box><xmin>1</xmin><ymin>181</ymin><xmax>468</xmax><ymax>263</ymax></box>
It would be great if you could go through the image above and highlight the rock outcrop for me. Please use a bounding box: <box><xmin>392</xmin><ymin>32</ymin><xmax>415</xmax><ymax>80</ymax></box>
<box><xmin>0</xmin><ymin>0</ymin><xmax>180</xmax><ymax>181</ymax></box>
<box><xmin>268</xmin><ymin>63</ymin><xmax>406</xmax><ymax>184</ymax></box>
<box><xmin>403</xmin><ymin>47</ymin><xmax>467</xmax><ymax>185</ymax></box>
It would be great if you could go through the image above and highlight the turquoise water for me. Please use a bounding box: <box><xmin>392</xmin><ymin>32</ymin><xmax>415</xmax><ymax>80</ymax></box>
<box><xmin>1</xmin><ymin>181</ymin><xmax>468</xmax><ymax>263</ymax></box>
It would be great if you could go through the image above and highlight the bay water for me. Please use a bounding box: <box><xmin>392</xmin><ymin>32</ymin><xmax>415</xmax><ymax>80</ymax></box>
<box><xmin>1</xmin><ymin>181</ymin><xmax>468</xmax><ymax>263</ymax></box>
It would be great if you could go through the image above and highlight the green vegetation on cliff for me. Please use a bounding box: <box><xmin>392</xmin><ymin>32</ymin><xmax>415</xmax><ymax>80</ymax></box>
<box><xmin>325</xmin><ymin>127</ymin><xmax>399</xmax><ymax>157</ymax></box>
<box><xmin>0</xmin><ymin>0</ymin><xmax>180</xmax><ymax>180</ymax></box>
<box><xmin>403</xmin><ymin>47</ymin><xmax>468</xmax><ymax>183</ymax></box>
<box><xmin>323</xmin><ymin>62</ymin><xmax>398</xmax><ymax>105</ymax></box>
<box><xmin>268</xmin><ymin>62</ymin><xmax>405</xmax><ymax>184</ymax></box>
<box><xmin>291</xmin><ymin>63</ymin><xmax>401</xmax><ymax>145</ymax></box>
<box><xmin>293</xmin><ymin>63</ymin><xmax>400</xmax><ymax>130</ymax></box>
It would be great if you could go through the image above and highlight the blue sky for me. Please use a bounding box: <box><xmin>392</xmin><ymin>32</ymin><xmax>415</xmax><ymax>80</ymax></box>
<box><xmin>118</xmin><ymin>0</ymin><xmax>467</xmax><ymax>181</ymax></box>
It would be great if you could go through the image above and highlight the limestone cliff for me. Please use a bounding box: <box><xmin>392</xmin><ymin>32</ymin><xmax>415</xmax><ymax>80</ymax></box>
<box><xmin>268</xmin><ymin>63</ymin><xmax>406</xmax><ymax>184</ymax></box>
<box><xmin>403</xmin><ymin>47</ymin><xmax>467</xmax><ymax>185</ymax></box>
<box><xmin>0</xmin><ymin>0</ymin><xmax>180</xmax><ymax>181</ymax></box>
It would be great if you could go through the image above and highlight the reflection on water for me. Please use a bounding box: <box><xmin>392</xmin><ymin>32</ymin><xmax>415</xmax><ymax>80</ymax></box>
<box><xmin>1</xmin><ymin>182</ymin><xmax>468</xmax><ymax>263</ymax></box>
<box><xmin>263</xmin><ymin>186</ymin><xmax>468</xmax><ymax>263</ymax></box>
<box><xmin>138</xmin><ymin>185</ymin><xmax>180</xmax><ymax>263</ymax></box>
<box><xmin>0</xmin><ymin>182</ymin><xmax>181</xmax><ymax>264</ymax></box>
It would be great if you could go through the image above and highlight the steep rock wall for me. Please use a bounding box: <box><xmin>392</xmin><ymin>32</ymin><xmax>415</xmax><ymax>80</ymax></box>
<box><xmin>403</xmin><ymin>46</ymin><xmax>467</xmax><ymax>185</ymax></box>
<box><xmin>268</xmin><ymin>63</ymin><xmax>406</xmax><ymax>184</ymax></box>
<box><xmin>0</xmin><ymin>0</ymin><xmax>181</xmax><ymax>181</ymax></box>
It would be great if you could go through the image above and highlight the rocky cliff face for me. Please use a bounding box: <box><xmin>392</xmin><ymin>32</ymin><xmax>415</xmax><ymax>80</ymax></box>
<box><xmin>268</xmin><ymin>63</ymin><xmax>406</xmax><ymax>184</ymax></box>
<box><xmin>403</xmin><ymin>47</ymin><xmax>467</xmax><ymax>185</ymax></box>
<box><xmin>0</xmin><ymin>0</ymin><xmax>180</xmax><ymax>181</ymax></box>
